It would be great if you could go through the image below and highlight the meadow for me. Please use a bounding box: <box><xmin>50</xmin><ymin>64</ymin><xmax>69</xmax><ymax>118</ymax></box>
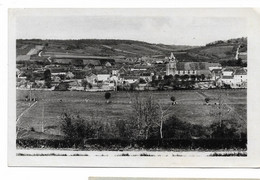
<box><xmin>16</xmin><ymin>89</ymin><xmax>247</xmax><ymax>138</ymax></box>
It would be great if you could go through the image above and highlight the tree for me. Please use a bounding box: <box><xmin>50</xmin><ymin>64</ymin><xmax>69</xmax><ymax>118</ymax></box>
<box><xmin>205</xmin><ymin>97</ymin><xmax>210</xmax><ymax>104</ymax></box>
<box><xmin>210</xmin><ymin>94</ymin><xmax>231</xmax><ymax>128</ymax></box>
<box><xmin>201</xmin><ymin>74</ymin><xmax>205</xmax><ymax>81</ymax></box>
<box><xmin>183</xmin><ymin>74</ymin><xmax>190</xmax><ymax>81</ymax></box>
<box><xmin>81</xmin><ymin>80</ymin><xmax>89</xmax><ymax>90</ymax></box>
<box><xmin>105</xmin><ymin>92</ymin><xmax>111</xmax><ymax>103</ymax></box>
<box><xmin>130</xmin><ymin>94</ymin><xmax>174</xmax><ymax>139</ymax></box>
<box><xmin>44</xmin><ymin>69</ymin><xmax>51</xmax><ymax>81</ymax></box>
<box><xmin>44</xmin><ymin>69</ymin><xmax>52</xmax><ymax>88</ymax></box>
<box><xmin>190</xmin><ymin>75</ymin><xmax>196</xmax><ymax>81</ymax></box>
<box><xmin>170</xmin><ymin>96</ymin><xmax>176</xmax><ymax>104</ymax></box>
<box><xmin>174</xmin><ymin>74</ymin><xmax>180</xmax><ymax>81</ymax></box>
<box><xmin>152</xmin><ymin>75</ymin><xmax>156</xmax><ymax>82</ymax></box>
<box><xmin>61</xmin><ymin>112</ymin><xmax>95</xmax><ymax>148</ymax></box>
<box><xmin>139</xmin><ymin>78</ymin><xmax>146</xmax><ymax>84</ymax></box>
<box><xmin>157</xmin><ymin>102</ymin><xmax>173</xmax><ymax>139</ymax></box>
<box><xmin>196</xmin><ymin>75</ymin><xmax>201</xmax><ymax>81</ymax></box>
<box><xmin>237</xmin><ymin>58</ymin><xmax>242</xmax><ymax>66</ymax></box>
<box><xmin>130</xmin><ymin>95</ymin><xmax>160</xmax><ymax>139</ymax></box>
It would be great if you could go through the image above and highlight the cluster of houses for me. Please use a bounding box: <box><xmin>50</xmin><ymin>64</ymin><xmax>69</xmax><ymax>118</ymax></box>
<box><xmin>16</xmin><ymin>50</ymin><xmax>247</xmax><ymax>91</ymax></box>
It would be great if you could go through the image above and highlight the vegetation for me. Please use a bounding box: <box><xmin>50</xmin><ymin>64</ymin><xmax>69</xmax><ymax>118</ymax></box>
<box><xmin>104</xmin><ymin>92</ymin><xmax>111</xmax><ymax>103</ymax></box>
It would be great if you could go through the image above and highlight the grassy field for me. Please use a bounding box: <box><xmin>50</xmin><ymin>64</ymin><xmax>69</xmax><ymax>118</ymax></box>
<box><xmin>16</xmin><ymin>89</ymin><xmax>247</xmax><ymax>137</ymax></box>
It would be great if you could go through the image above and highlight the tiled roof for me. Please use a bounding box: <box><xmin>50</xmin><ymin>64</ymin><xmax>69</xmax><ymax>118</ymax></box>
<box><xmin>234</xmin><ymin>69</ymin><xmax>247</xmax><ymax>75</ymax></box>
<box><xmin>222</xmin><ymin>76</ymin><xmax>233</xmax><ymax>79</ymax></box>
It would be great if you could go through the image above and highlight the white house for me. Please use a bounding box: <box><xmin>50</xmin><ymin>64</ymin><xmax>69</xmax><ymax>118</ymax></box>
<box><xmin>97</xmin><ymin>74</ymin><xmax>111</xmax><ymax>82</ymax></box>
<box><xmin>222</xmin><ymin>68</ymin><xmax>234</xmax><ymax>76</ymax></box>
<box><xmin>123</xmin><ymin>76</ymin><xmax>139</xmax><ymax>84</ymax></box>
<box><xmin>233</xmin><ymin>69</ymin><xmax>247</xmax><ymax>84</ymax></box>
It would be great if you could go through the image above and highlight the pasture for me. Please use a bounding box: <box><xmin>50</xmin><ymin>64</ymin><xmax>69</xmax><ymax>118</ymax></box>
<box><xmin>16</xmin><ymin>89</ymin><xmax>247</xmax><ymax>137</ymax></box>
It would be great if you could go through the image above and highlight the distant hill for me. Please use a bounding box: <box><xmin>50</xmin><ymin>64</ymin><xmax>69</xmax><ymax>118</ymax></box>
<box><xmin>16</xmin><ymin>39</ymin><xmax>197</xmax><ymax>58</ymax></box>
<box><xmin>16</xmin><ymin>37</ymin><xmax>247</xmax><ymax>63</ymax></box>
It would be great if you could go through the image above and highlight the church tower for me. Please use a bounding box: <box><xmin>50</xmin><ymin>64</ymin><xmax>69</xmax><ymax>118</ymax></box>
<box><xmin>166</xmin><ymin>52</ymin><xmax>177</xmax><ymax>75</ymax></box>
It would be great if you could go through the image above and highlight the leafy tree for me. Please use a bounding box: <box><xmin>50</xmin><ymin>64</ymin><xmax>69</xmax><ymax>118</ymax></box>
<box><xmin>82</xmin><ymin>80</ymin><xmax>89</xmax><ymax>90</ymax></box>
<box><xmin>44</xmin><ymin>69</ymin><xmax>51</xmax><ymax>81</ymax></box>
<box><xmin>139</xmin><ymin>78</ymin><xmax>146</xmax><ymax>84</ymax></box>
<box><xmin>190</xmin><ymin>75</ymin><xmax>196</xmax><ymax>81</ymax></box>
<box><xmin>201</xmin><ymin>74</ymin><xmax>205</xmax><ymax>81</ymax></box>
<box><xmin>61</xmin><ymin>112</ymin><xmax>95</xmax><ymax>148</ymax></box>
<box><xmin>196</xmin><ymin>75</ymin><xmax>201</xmax><ymax>81</ymax></box>
<box><xmin>170</xmin><ymin>96</ymin><xmax>176</xmax><ymax>104</ymax></box>
<box><xmin>105</xmin><ymin>92</ymin><xmax>111</xmax><ymax>103</ymax></box>
<box><xmin>44</xmin><ymin>69</ymin><xmax>52</xmax><ymax>88</ymax></box>
<box><xmin>237</xmin><ymin>58</ymin><xmax>242</xmax><ymax>66</ymax></box>
<box><xmin>168</xmin><ymin>74</ymin><xmax>174</xmax><ymax>80</ymax></box>
<box><xmin>152</xmin><ymin>75</ymin><xmax>156</xmax><ymax>82</ymax></box>
<box><xmin>183</xmin><ymin>74</ymin><xmax>190</xmax><ymax>81</ymax></box>
<box><xmin>205</xmin><ymin>97</ymin><xmax>210</xmax><ymax>104</ymax></box>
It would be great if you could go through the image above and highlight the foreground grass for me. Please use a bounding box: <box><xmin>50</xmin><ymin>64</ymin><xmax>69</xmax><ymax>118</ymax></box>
<box><xmin>16</xmin><ymin>89</ymin><xmax>247</xmax><ymax>137</ymax></box>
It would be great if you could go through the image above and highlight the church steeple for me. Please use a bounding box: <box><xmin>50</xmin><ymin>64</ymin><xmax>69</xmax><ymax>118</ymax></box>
<box><xmin>166</xmin><ymin>52</ymin><xmax>177</xmax><ymax>76</ymax></box>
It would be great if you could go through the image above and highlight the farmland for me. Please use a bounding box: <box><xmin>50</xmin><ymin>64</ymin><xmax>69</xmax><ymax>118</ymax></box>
<box><xmin>16</xmin><ymin>89</ymin><xmax>247</xmax><ymax>138</ymax></box>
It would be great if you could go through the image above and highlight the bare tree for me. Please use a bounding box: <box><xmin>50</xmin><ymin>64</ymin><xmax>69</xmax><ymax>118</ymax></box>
<box><xmin>131</xmin><ymin>94</ymin><xmax>160</xmax><ymax>139</ymax></box>
<box><xmin>156</xmin><ymin>102</ymin><xmax>173</xmax><ymax>139</ymax></box>
<box><xmin>131</xmin><ymin>94</ymin><xmax>174</xmax><ymax>139</ymax></box>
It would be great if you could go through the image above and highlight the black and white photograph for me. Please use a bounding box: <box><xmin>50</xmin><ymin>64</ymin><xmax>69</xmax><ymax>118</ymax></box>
<box><xmin>8</xmin><ymin>8</ymin><xmax>260</xmax><ymax>167</ymax></box>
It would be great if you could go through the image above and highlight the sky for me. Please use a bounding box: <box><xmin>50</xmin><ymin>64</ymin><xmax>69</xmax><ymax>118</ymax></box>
<box><xmin>16</xmin><ymin>15</ymin><xmax>247</xmax><ymax>46</ymax></box>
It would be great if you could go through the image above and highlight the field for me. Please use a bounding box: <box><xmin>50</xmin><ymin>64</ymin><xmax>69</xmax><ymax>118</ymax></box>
<box><xmin>16</xmin><ymin>89</ymin><xmax>247</xmax><ymax>138</ymax></box>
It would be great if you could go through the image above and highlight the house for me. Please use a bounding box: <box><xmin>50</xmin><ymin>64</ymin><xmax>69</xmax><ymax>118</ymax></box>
<box><xmin>52</xmin><ymin>76</ymin><xmax>61</xmax><ymax>82</ymax></box>
<box><xmin>16</xmin><ymin>68</ymin><xmax>21</xmax><ymax>77</ymax></box>
<box><xmin>105</xmin><ymin>61</ymin><xmax>112</xmax><ymax>67</ymax></box>
<box><xmin>155</xmin><ymin>60</ymin><xmax>164</xmax><ymax>64</ymax></box>
<box><xmin>122</xmin><ymin>76</ymin><xmax>139</xmax><ymax>84</ymax></box>
<box><xmin>68</xmin><ymin>80</ymin><xmax>84</xmax><ymax>91</ymax></box>
<box><xmin>222</xmin><ymin>68</ymin><xmax>234</xmax><ymax>76</ymax></box>
<box><xmin>66</xmin><ymin>71</ymin><xmax>75</xmax><ymax>79</ymax></box>
<box><xmin>112</xmin><ymin>69</ymin><xmax>119</xmax><ymax>76</ymax></box>
<box><xmin>140</xmin><ymin>72</ymin><xmax>152</xmax><ymax>82</ymax></box>
<box><xmin>211</xmin><ymin>69</ymin><xmax>222</xmax><ymax>81</ymax></box>
<box><xmin>233</xmin><ymin>68</ymin><xmax>247</xmax><ymax>84</ymax></box>
<box><xmin>97</xmin><ymin>74</ymin><xmax>110</xmax><ymax>82</ymax></box>
<box><xmin>117</xmin><ymin>66</ymin><xmax>128</xmax><ymax>76</ymax></box>
<box><xmin>35</xmin><ymin>80</ymin><xmax>45</xmax><ymax>87</ymax></box>
<box><xmin>221</xmin><ymin>75</ymin><xmax>234</xmax><ymax>85</ymax></box>
<box><xmin>94</xmin><ymin>65</ymin><xmax>103</xmax><ymax>71</ymax></box>
<box><xmin>84</xmin><ymin>73</ymin><xmax>98</xmax><ymax>85</ymax></box>
<box><xmin>206</xmin><ymin>63</ymin><xmax>222</xmax><ymax>71</ymax></box>
<box><xmin>130</xmin><ymin>66</ymin><xmax>148</xmax><ymax>71</ymax></box>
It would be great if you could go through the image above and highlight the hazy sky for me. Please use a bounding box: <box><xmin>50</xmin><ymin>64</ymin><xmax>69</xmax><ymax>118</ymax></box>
<box><xmin>16</xmin><ymin>16</ymin><xmax>246</xmax><ymax>46</ymax></box>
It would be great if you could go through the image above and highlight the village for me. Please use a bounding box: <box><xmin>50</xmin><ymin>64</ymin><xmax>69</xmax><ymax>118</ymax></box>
<box><xmin>16</xmin><ymin>44</ymin><xmax>247</xmax><ymax>92</ymax></box>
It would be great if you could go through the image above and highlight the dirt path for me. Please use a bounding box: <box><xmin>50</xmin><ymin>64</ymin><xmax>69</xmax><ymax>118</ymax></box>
<box><xmin>16</xmin><ymin>101</ymin><xmax>38</xmax><ymax>122</ymax></box>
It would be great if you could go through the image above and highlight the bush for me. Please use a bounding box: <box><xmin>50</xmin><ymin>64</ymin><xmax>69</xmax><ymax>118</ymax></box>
<box><xmin>105</xmin><ymin>92</ymin><xmax>111</xmax><ymax>100</ymax></box>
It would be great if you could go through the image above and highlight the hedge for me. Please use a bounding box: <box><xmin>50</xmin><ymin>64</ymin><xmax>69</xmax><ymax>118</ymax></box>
<box><xmin>17</xmin><ymin>138</ymin><xmax>247</xmax><ymax>150</ymax></box>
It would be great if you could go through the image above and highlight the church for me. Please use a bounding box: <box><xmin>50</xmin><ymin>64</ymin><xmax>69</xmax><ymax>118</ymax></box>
<box><xmin>166</xmin><ymin>52</ymin><xmax>221</xmax><ymax>77</ymax></box>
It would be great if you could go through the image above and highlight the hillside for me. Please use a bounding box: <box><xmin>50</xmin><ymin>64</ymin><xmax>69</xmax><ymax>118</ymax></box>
<box><xmin>16</xmin><ymin>37</ymin><xmax>247</xmax><ymax>63</ymax></box>
<box><xmin>16</xmin><ymin>39</ymin><xmax>197</xmax><ymax>58</ymax></box>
